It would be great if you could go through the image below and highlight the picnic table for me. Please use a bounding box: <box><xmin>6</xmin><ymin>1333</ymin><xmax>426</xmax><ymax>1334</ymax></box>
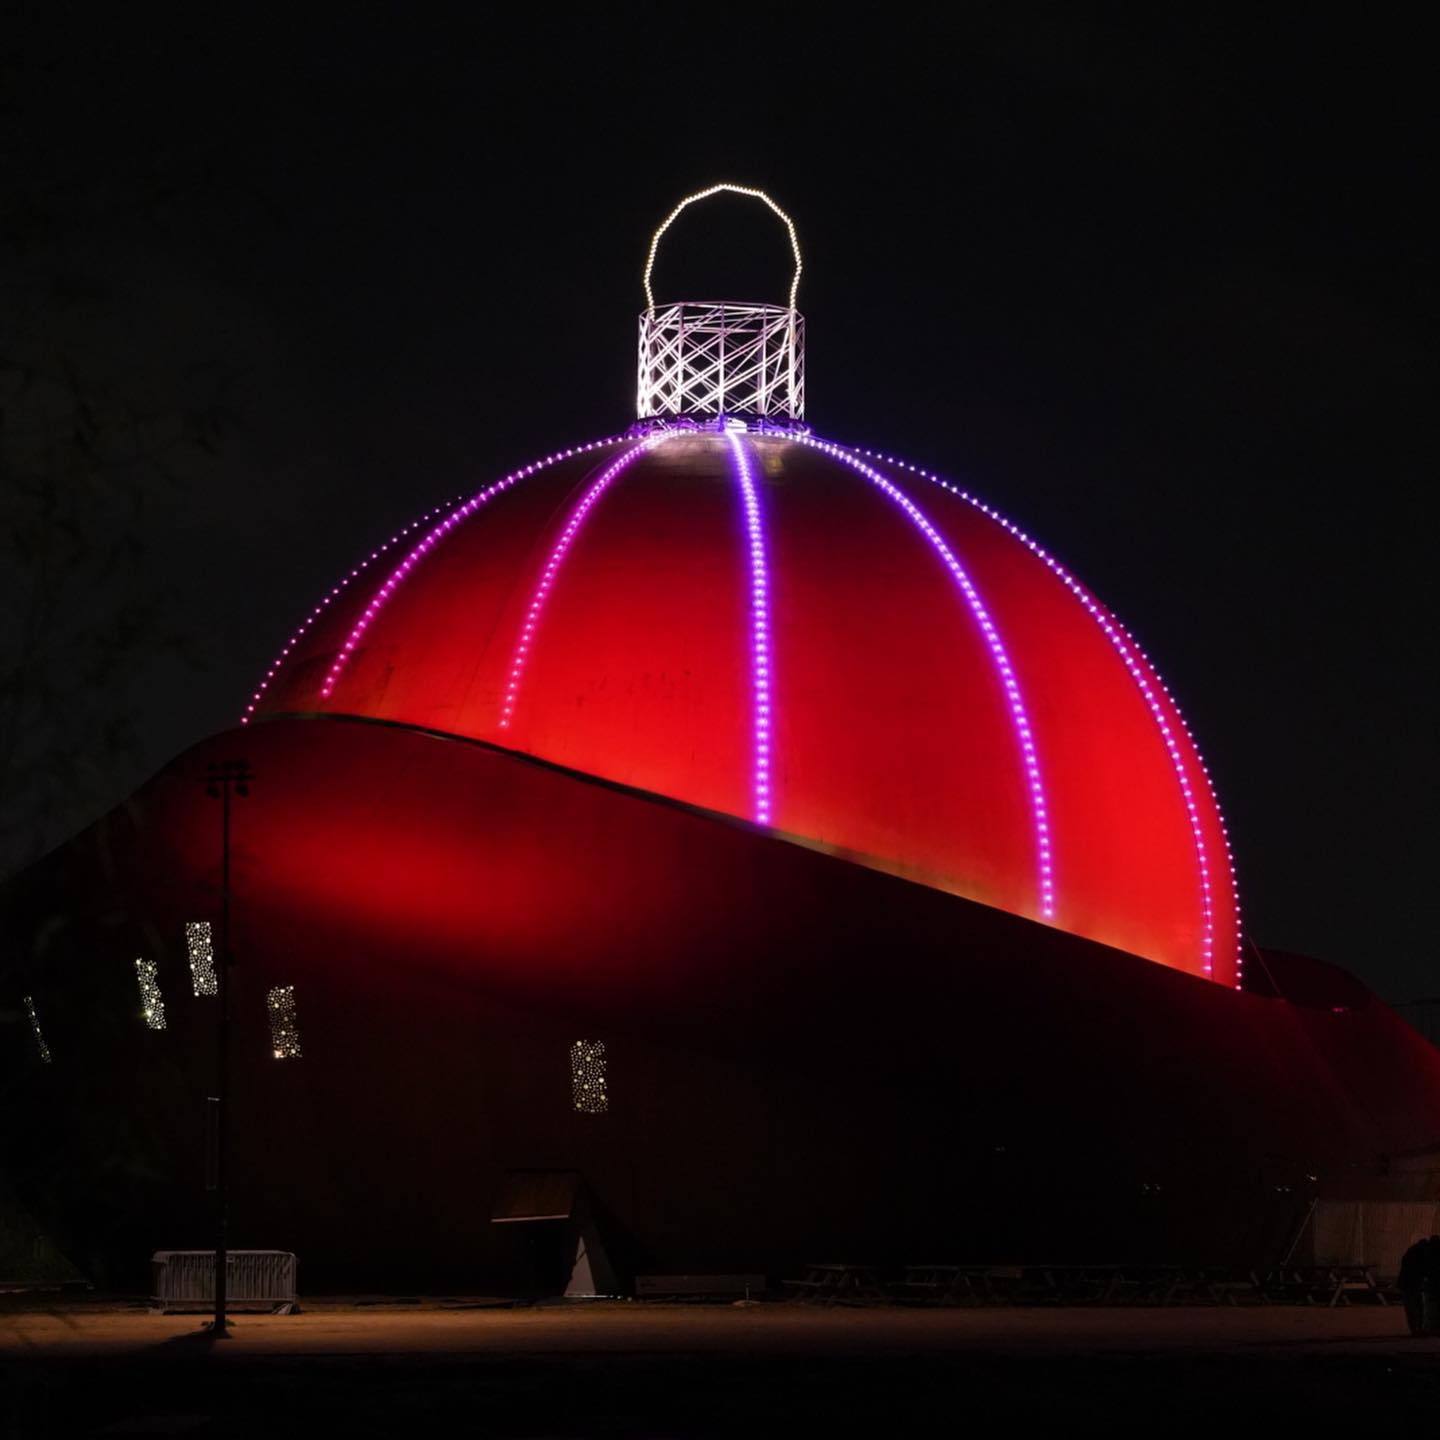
<box><xmin>892</xmin><ymin>1264</ymin><xmax>988</xmax><ymax>1306</ymax></box>
<box><xmin>889</xmin><ymin>1263</ymin><xmax>1273</xmax><ymax>1307</ymax></box>
<box><xmin>785</xmin><ymin>1262</ymin><xmax>889</xmax><ymax>1305</ymax></box>
<box><xmin>892</xmin><ymin>1264</ymin><xmax>1130</xmax><ymax>1306</ymax></box>
<box><xmin>1302</xmin><ymin>1265</ymin><xmax>1387</xmax><ymax>1306</ymax></box>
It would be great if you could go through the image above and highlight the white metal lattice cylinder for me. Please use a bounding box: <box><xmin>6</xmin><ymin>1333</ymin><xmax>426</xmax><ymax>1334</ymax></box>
<box><xmin>636</xmin><ymin>301</ymin><xmax>805</xmax><ymax>422</ymax></box>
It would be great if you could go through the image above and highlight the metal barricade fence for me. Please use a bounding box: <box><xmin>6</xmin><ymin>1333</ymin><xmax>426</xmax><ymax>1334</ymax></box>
<box><xmin>151</xmin><ymin>1250</ymin><xmax>297</xmax><ymax>1310</ymax></box>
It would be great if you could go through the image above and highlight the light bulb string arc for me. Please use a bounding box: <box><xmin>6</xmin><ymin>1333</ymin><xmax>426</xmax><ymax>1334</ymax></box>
<box><xmin>1107</xmin><ymin>611</ymin><xmax>1242</xmax><ymax>983</ymax></box>
<box><xmin>643</xmin><ymin>183</ymin><xmax>802</xmax><ymax>312</ymax></box>
<box><xmin>724</xmin><ymin>431</ymin><xmax>774</xmax><ymax>826</ymax></box>
<box><xmin>850</xmin><ymin>441</ymin><xmax>1242</xmax><ymax>987</ymax></box>
<box><xmin>498</xmin><ymin>436</ymin><xmax>669</xmax><ymax>731</ymax></box>
<box><xmin>241</xmin><ymin>492</ymin><xmax>465</xmax><ymax>723</ymax></box>
<box><xmin>315</xmin><ymin>436</ymin><xmax>630</xmax><ymax>703</ymax></box>
<box><xmin>794</xmin><ymin>434</ymin><xmax>1056</xmax><ymax>923</ymax></box>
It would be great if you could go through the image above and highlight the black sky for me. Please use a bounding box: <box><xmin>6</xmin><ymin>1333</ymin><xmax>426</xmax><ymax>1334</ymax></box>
<box><xmin>4</xmin><ymin>5</ymin><xmax>1434</xmax><ymax>997</ymax></box>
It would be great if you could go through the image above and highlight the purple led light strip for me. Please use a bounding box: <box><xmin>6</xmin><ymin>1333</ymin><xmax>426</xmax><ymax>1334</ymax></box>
<box><xmin>241</xmin><ymin>494</ymin><xmax>464</xmax><ymax>724</ymax></box>
<box><xmin>317</xmin><ymin>436</ymin><xmax>628</xmax><ymax>702</ymax></box>
<box><xmin>853</xmin><ymin>442</ymin><xmax>1242</xmax><ymax>986</ymax></box>
<box><xmin>498</xmin><ymin>436</ymin><xmax>664</xmax><ymax>730</ymax></box>
<box><xmin>795</xmin><ymin>434</ymin><xmax>1056</xmax><ymax>922</ymax></box>
<box><xmin>1110</xmin><ymin>612</ymin><xmax>1242</xmax><ymax>984</ymax></box>
<box><xmin>724</xmin><ymin>431</ymin><xmax>773</xmax><ymax>825</ymax></box>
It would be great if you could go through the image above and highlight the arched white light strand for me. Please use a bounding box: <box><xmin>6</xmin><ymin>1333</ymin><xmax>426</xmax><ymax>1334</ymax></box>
<box><xmin>724</xmin><ymin>430</ymin><xmax>774</xmax><ymax>825</ymax></box>
<box><xmin>498</xmin><ymin>436</ymin><xmax>669</xmax><ymax>730</ymax></box>
<box><xmin>854</xmin><ymin>442</ymin><xmax>1242</xmax><ymax>987</ymax></box>
<box><xmin>316</xmin><ymin>436</ymin><xmax>629</xmax><ymax>702</ymax></box>
<box><xmin>643</xmin><ymin>183</ymin><xmax>802</xmax><ymax>311</ymax></box>
<box><xmin>795</xmin><ymin>434</ymin><xmax>1056</xmax><ymax>922</ymax></box>
<box><xmin>241</xmin><ymin>493</ymin><xmax>464</xmax><ymax>723</ymax></box>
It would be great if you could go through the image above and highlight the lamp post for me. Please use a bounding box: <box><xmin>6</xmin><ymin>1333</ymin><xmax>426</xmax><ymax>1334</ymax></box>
<box><xmin>203</xmin><ymin>758</ymin><xmax>253</xmax><ymax>1338</ymax></box>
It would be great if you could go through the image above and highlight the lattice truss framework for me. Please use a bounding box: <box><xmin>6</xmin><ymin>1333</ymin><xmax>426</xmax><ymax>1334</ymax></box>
<box><xmin>637</xmin><ymin>302</ymin><xmax>805</xmax><ymax>421</ymax></box>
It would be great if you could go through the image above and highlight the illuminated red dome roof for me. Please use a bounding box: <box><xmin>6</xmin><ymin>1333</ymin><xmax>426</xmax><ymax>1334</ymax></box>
<box><xmin>244</xmin><ymin>427</ymin><xmax>1241</xmax><ymax>986</ymax></box>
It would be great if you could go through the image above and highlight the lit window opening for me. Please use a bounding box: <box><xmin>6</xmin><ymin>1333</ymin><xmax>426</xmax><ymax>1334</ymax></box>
<box><xmin>186</xmin><ymin>921</ymin><xmax>218</xmax><ymax>997</ymax></box>
<box><xmin>266</xmin><ymin>985</ymin><xmax>302</xmax><ymax>1060</ymax></box>
<box><xmin>570</xmin><ymin>1040</ymin><xmax>608</xmax><ymax>1114</ymax></box>
<box><xmin>135</xmin><ymin>958</ymin><xmax>166</xmax><ymax>1031</ymax></box>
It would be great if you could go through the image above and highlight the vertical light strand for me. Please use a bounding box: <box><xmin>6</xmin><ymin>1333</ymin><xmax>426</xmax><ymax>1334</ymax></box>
<box><xmin>135</xmin><ymin>958</ymin><xmax>166</xmax><ymax>1031</ymax></box>
<box><xmin>724</xmin><ymin>429</ymin><xmax>774</xmax><ymax>825</ymax></box>
<box><xmin>854</xmin><ymin>441</ymin><xmax>1241</xmax><ymax>985</ymax></box>
<box><xmin>23</xmin><ymin>996</ymin><xmax>51</xmax><ymax>1064</ymax></box>
<box><xmin>795</xmin><ymin>435</ymin><xmax>1056</xmax><ymax>922</ymax></box>
<box><xmin>318</xmin><ymin>436</ymin><xmax>628</xmax><ymax>702</ymax></box>
<box><xmin>499</xmin><ymin>437</ymin><xmax>665</xmax><ymax>730</ymax></box>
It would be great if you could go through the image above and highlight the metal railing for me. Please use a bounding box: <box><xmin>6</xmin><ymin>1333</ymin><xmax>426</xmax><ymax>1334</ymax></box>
<box><xmin>151</xmin><ymin>1249</ymin><xmax>296</xmax><ymax>1311</ymax></box>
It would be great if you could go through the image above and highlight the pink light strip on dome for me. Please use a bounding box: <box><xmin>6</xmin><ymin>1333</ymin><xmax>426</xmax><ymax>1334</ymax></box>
<box><xmin>316</xmin><ymin>436</ymin><xmax>628</xmax><ymax>703</ymax></box>
<box><xmin>1110</xmin><ymin>613</ymin><xmax>1243</xmax><ymax>984</ymax></box>
<box><xmin>855</xmin><ymin>443</ymin><xmax>1242</xmax><ymax>987</ymax></box>
<box><xmin>724</xmin><ymin>431</ymin><xmax>773</xmax><ymax>826</ymax></box>
<box><xmin>498</xmin><ymin>436</ymin><xmax>664</xmax><ymax>730</ymax></box>
<box><xmin>241</xmin><ymin>493</ymin><xmax>463</xmax><ymax>724</ymax></box>
<box><xmin>796</xmin><ymin>435</ymin><xmax>1056</xmax><ymax>922</ymax></box>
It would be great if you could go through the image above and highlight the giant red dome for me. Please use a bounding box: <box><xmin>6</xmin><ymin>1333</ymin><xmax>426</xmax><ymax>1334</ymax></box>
<box><xmin>21</xmin><ymin>186</ymin><xmax>1434</xmax><ymax>1302</ymax></box>
<box><xmin>244</xmin><ymin>427</ymin><xmax>1241</xmax><ymax>985</ymax></box>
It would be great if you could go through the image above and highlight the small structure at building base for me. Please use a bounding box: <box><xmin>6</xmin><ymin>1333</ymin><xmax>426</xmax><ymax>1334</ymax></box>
<box><xmin>151</xmin><ymin>1250</ymin><xmax>298</xmax><ymax>1314</ymax></box>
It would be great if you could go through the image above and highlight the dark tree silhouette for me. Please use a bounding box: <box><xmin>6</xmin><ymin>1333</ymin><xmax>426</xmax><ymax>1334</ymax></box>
<box><xmin>0</xmin><ymin>30</ymin><xmax>239</xmax><ymax>878</ymax></box>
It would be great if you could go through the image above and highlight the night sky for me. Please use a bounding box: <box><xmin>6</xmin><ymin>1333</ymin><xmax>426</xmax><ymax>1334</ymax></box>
<box><xmin>4</xmin><ymin>8</ymin><xmax>1433</xmax><ymax>998</ymax></box>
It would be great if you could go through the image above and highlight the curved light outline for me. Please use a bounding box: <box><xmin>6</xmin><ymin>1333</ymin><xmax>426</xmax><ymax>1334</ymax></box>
<box><xmin>1109</xmin><ymin>613</ymin><xmax>1244</xmax><ymax>985</ymax></box>
<box><xmin>795</xmin><ymin>435</ymin><xmax>1056</xmax><ymax>922</ymax></box>
<box><xmin>643</xmin><ymin>183</ymin><xmax>802</xmax><ymax>311</ymax></box>
<box><xmin>241</xmin><ymin>492</ymin><xmax>464</xmax><ymax>723</ymax></box>
<box><xmin>498</xmin><ymin>436</ymin><xmax>665</xmax><ymax>730</ymax></box>
<box><xmin>724</xmin><ymin>431</ymin><xmax>773</xmax><ymax>825</ymax></box>
<box><xmin>316</xmin><ymin>437</ymin><xmax>628</xmax><ymax>702</ymax></box>
<box><xmin>855</xmin><ymin>442</ymin><xmax>1243</xmax><ymax>987</ymax></box>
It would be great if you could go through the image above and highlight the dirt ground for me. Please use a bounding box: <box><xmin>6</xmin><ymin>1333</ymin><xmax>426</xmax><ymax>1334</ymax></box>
<box><xmin>2</xmin><ymin>1300</ymin><xmax>1437</xmax><ymax>1435</ymax></box>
